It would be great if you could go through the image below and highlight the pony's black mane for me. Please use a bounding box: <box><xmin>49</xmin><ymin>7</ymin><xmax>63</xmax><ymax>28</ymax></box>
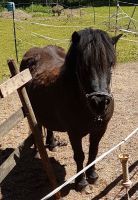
<box><xmin>65</xmin><ymin>28</ymin><xmax>116</xmax><ymax>75</ymax></box>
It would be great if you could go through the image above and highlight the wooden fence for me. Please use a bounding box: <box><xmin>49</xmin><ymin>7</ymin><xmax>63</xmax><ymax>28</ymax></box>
<box><xmin>0</xmin><ymin>60</ymin><xmax>61</xmax><ymax>200</ymax></box>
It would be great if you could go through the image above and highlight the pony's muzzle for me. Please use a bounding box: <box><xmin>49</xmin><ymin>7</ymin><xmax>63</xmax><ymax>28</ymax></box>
<box><xmin>86</xmin><ymin>92</ymin><xmax>113</xmax><ymax>111</ymax></box>
<box><xmin>92</xmin><ymin>95</ymin><xmax>111</xmax><ymax>106</ymax></box>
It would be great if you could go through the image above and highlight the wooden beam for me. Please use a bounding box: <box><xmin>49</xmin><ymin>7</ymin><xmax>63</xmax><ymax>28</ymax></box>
<box><xmin>0</xmin><ymin>69</ymin><xmax>32</xmax><ymax>98</ymax></box>
<box><xmin>7</xmin><ymin>60</ymin><xmax>61</xmax><ymax>200</ymax></box>
<box><xmin>0</xmin><ymin>134</ymin><xmax>34</xmax><ymax>183</ymax></box>
<box><xmin>0</xmin><ymin>107</ymin><xmax>25</xmax><ymax>139</ymax></box>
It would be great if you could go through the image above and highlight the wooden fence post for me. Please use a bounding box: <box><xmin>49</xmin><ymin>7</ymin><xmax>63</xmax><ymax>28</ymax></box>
<box><xmin>7</xmin><ymin>59</ymin><xmax>61</xmax><ymax>200</ymax></box>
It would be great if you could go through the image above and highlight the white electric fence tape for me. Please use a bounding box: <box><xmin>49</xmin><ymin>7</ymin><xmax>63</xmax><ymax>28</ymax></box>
<box><xmin>41</xmin><ymin>128</ymin><xmax>138</xmax><ymax>200</ymax></box>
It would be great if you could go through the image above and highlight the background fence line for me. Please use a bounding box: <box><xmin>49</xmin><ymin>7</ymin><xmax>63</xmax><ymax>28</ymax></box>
<box><xmin>118</xmin><ymin>1</ymin><xmax>138</xmax><ymax>6</ymax></box>
<box><xmin>118</xmin><ymin>5</ymin><xmax>137</xmax><ymax>22</ymax></box>
<box><xmin>32</xmin><ymin>32</ymin><xmax>69</xmax><ymax>41</ymax></box>
<box><xmin>120</xmin><ymin>38</ymin><xmax>138</xmax><ymax>43</ymax></box>
<box><xmin>31</xmin><ymin>21</ymin><xmax>86</xmax><ymax>28</ymax></box>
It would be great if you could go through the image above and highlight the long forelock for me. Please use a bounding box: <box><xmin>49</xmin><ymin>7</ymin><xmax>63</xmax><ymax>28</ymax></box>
<box><xmin>78</xmin><ymin>29</ymin><xmax>116</xmax><ymax>73</ymax></box>
<box><xmin>64</xmin><ymin>29</ymin><xmax>116</xmax><ymax>77</ymax></box>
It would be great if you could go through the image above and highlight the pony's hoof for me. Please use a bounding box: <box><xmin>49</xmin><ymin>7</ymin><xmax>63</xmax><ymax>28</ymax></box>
<box><xmin>87</xmin><ymin>171</ymin><xmax>99</xmax><ymax>184</ymax></box>
<box><xmin>75</xmin><ymin>179</ymin><xmax>88</xmax><ymax>192</ymax></box>
<box><xmin>46</xmin><ymin>140</ymin><xmax>67</xmax><ymax>151</ymax></box>
<box><xmin>49</xmin><ymin>146</ymin><xmax>58</xmax><ymax>152</ymax></box>
<box><xmin>81</xmin><ymin>185</ymin><xmax>93</xmax><ymax>194</ymax></box>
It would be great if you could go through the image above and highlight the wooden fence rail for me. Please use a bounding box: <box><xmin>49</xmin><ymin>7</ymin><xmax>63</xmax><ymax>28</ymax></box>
<box><xmin>0</xmin><ymin>134</ymin><xmax>33</xmax><ymax>183</ymax></box>
<box><xmin>0</xmin><ymin>60</ymin><xmax>61</xmax><ymax>200</ymax></box>
<box><xmin>0</xmin><ymin>107</ymin><xmax>25</xmax><ymax>139</ymax></box>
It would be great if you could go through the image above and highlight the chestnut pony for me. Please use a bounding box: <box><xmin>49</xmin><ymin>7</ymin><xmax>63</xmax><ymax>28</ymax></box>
<box><xmin>20</xmin><ymin>28</ymin><xmax>122</xmax><ymax>190</ymax></box>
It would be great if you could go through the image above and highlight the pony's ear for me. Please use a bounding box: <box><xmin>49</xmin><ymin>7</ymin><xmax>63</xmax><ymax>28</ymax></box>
<box><xmin>72</xmin><ymin>31</ymin><xmax>80</xmax><ymax>45</ymax></box>
<box><xmin>112</xmin><ymin>34</ymin><xmax>123</xmax><ymax>45</ymax></box>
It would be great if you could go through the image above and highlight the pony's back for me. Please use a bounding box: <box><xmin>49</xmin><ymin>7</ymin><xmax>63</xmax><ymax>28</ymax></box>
<box><xmin>20</xmin><ymin>45</ymin><xmax>66</xmax><ymax>87</ymax></box>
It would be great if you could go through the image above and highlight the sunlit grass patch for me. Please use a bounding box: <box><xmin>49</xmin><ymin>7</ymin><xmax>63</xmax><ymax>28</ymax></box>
<box><xmin>0</xmin><ymin>5</ymin><xmax>138</xmax><ymax>80</ymax></box>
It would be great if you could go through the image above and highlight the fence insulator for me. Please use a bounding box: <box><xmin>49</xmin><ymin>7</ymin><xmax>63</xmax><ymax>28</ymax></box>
<box><xmin>119</xmin><ymin>154</ymin><xmax>132</xmax><ymax>188</ymax></box>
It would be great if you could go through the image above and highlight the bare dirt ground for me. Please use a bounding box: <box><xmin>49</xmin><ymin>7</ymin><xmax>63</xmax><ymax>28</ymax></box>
<box><xmin>0</xmin><ymin>62</ymin><xmax>138</xmax><ymax>200</ymax></box>
<box><xmin>0</xmin><ymin>10</ymin><xmax>32</xmax><ymax>20</ymax></box>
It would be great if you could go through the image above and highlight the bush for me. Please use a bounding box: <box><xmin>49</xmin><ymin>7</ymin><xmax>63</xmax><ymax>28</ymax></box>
<box><xmin>0</xmin><ymin>5</ymin><xmax>4</xmax><ymax>12</ymax></box>
<box><xmin>52</xmin><ymin>5</ymin><xmax>64</xmax><ymax>16</ymax></box>
<box><xmin>25</xmin><ymin>4</ymin><xmax>51</xmax><ymax>13</ymax></box>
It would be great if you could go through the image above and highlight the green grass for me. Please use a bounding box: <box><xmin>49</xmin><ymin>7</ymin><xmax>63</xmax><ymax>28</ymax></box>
<box><xmin>0</xmin><ymin>6</ymin><xmax>138</xmax><ymax>80</ymax></box>
<box><xmin>24</xmin><ymin>4</ymin><xmax>52</xmax><ymax>18</ymax></box>
<box><xmin>25</xmin><ymin>4</ymin><xmax>52</xmax><ymax>13</ymax></box>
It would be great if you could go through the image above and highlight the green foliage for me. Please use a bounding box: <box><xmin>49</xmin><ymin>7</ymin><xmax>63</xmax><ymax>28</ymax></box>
<box><xmin>32</xmin><ymin>12</ymin><xmax>51</xmax><ymax>17</ymax></box>
<box><xmin>0</xmin><ymin>5</ymin><xmax>4</xmax><ymax>12</ymax></box>
<box><xmin>25</xmin><ymin>4</ymin><xmax>52</xmax><ymax>13</ymax></box>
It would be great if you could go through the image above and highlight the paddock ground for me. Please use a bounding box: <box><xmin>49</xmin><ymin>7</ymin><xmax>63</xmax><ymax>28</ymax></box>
<box><xmin>0</xmin><ymin>62</ymin><xmax>138</xmax><ymax>200</ymax></box>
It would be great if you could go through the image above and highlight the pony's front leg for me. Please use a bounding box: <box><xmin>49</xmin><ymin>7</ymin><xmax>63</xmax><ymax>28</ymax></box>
<box><xmin>68</xmin><ymin>133</ymin><xmax>88</xmax><ymax>191</ymax></box>
<box><xmin>86</xmin><ymin>127</ymin><xmax>107</xmax><ymax>184</ymax></box>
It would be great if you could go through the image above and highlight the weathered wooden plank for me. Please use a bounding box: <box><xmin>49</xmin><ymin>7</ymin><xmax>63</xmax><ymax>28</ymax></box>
<box><xmin>0</xmin><ymin>107</ymin><xmax>25</xmax><ymax>139</ymax></box>
<box><xmin>0</xmin><ymin>69</ymin><xmax>32</xmax><ymax>98</ymax></box>
<box><xmin>0</xmin><ymin>134</ymin><xmax>33</xmax><ymax>183</ymax></box>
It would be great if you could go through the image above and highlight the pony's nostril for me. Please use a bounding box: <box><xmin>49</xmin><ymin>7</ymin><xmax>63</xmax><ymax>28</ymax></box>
<box><xmin>105</xmin><ymin>98</ymin><xmax>110</xmax><ymax>105</ymax></box>
<box><xmin>91</xmin><ymin>96</ymin><xmax>99</xmax><ymax>105</ymax></box>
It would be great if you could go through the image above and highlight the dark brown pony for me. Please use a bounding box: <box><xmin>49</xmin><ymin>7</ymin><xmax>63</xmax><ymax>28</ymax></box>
<box><xmin>20</xmin><ymin>28</ymin><xmax>122</xmax><ymax>191</ymax></box>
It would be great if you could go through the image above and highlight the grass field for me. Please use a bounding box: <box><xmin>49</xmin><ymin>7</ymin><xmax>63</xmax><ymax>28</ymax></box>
<box><xmin>0</xmin><ymin>5</ymin><xmax>138</xmax><ymax>80</ymax></box>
